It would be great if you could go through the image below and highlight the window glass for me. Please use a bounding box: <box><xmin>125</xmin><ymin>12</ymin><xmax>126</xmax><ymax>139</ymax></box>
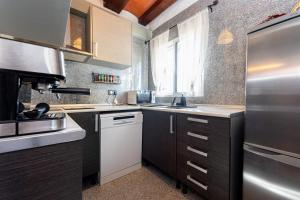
<box><xmin>156</xmin><ymin>42</ymin><xmax>175</xmax><ymax>96</ymax></box>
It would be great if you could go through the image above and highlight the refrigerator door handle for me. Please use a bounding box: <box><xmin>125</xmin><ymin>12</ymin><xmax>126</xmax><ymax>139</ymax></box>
<box><xmin>244</xmin><ymin>144</ymin><xmax>300</xmax><ymax>169</ymax></box>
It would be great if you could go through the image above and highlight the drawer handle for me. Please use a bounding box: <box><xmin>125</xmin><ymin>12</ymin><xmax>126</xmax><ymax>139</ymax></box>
<box><xmin>187</xmin><ymin>161</ymin><xmax>208</xmax><ymax>174</ymax></box>
<box><xmin>187</xmin><ymin>175</ymin><xmax>208</xmax><ymax>191</ymax></box>
<box><xmin>187</xmin><ymin>132</ymin><xmax>208</xmax><ymax>141</ymax></box>
<box><xmin>187</xmin><ymin>146</ymin><xmax>208</xmax><ymax>157</ymax></box>
<box><xmin>187</xmin><ymin>117</ymin><xmax>208</xmax><ymax>124</ymax></box>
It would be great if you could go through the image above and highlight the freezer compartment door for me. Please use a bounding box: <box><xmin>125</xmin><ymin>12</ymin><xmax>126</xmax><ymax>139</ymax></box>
<box><xmin>243</xmin><ymin>144</ymin><xmax>300</xmax><ymax>200</ymax></box>
<box><xmin>246</xmin><ymin>15</ymin><xmax>300</xmax><ymax>154</ymax></box>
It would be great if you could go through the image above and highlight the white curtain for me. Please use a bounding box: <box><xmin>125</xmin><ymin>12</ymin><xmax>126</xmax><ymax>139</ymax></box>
<box><xmin>150</xmin><ymin>30</ymin><xmax>174</xmax><ymax>96</ymax></box>
<box><xmin>128</xmin><ymin>37</ymin><xmax>148</xmax><ymax>90</ymax></box>
<box><xmin>177</xmin><ymin>8</ymin><xmax>209</xmax><ymax>96</ymax></box>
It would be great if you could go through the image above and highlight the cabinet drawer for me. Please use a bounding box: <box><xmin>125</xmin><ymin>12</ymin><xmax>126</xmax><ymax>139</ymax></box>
<box><xmin>178</xmin><ymin>114</ymin><xmax>230</xmax><ymax>137</ymax></box>
<box><xmin>208</xmin><ymin>183</ymin><xmax>229</xmax><ymax>200</ymax></box>
<box><xmin>178</xmin><ymin>130</ymin><xmax>208</xmax><ymax>151</ymax></box>
<box><xmin>178</xmin><ymin>156</ymin><xmax>229</xmax><ymax>200</ymax></box>
<box><xmin>185</xmin><ymin>174</ymin><xmax>209</xmax><ymax>199</ymax></box>
<box><xmin>180</xmin><ymin>115</ymin><xmax>211</xmax><ymax>133</ymax></box>
<box><xmin>208</xmin><ymin>152</ymin><xmax>230</xmax><ymax>198</ymax></box>
<box><xmin>178</xmin><ymin>155</ymin><xmax>208</xmax><ymax>184</ymax></box>
<box><xmin>208</xmin><ymin>134</ymin><xmax>230</xmax><ymax>155</ymax></box>
<box><xmin>178</xmin><ymin>141</ymin><xmax>208</xmax><ymax>167</ymax></box>
<box><xmin>208</xmin><ymin>164</ymin><xmax>229</xmax><ymax>191</ymax></box>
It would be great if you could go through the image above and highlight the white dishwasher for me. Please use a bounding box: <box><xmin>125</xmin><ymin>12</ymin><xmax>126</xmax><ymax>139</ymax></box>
<box><xmin>100</xmin><ymin>112</ymin><xmax>143</xmax><ymax>185</ymax></box>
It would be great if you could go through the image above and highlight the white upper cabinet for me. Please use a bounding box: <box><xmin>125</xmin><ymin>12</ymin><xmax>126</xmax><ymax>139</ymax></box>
<box><xmin>91</xmin><ymin>6</ymin><xmax>132</xmax><ymax>67</ymax></box>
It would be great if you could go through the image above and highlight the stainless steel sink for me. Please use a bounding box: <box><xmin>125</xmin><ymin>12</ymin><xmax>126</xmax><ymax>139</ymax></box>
<box><xmin>167</xmin><ymin>105</ymin><xmax>197</xmax><ymax>109</ymax></box>
<box><xmin>142</xmin><ymin>104</ymin><xmax>168</xmax><ymax>108</ymax></box>
<box><xmin>142</xmin><ymin>104</ymin><xmax>197</xmax><ymax>109</ymax></box>
<box><xmin>63</xmin><ymin>106</ymin><xmax>95</xmax><ymax>110</ymax></box>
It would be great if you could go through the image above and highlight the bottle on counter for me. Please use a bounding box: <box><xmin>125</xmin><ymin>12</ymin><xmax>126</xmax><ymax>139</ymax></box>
<box><xmin>111</xmin><ymin>75</ymin><xmax>116</xmax><ymax>83</ymax></box>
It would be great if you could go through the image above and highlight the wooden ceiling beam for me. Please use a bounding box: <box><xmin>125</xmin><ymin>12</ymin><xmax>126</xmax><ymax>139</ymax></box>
<box><xmin>103</xmin><ymin>0</ymin><xmax>130</xmax><ymax>14</ymax></box>
<box><xmin>139</xmin><ymin>0</ymin><xmax>176</xmax><ymax>26</ymax></box>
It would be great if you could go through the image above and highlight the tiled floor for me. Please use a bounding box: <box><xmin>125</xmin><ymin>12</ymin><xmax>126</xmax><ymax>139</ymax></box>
<box><xmin>83</xmin><ymin>165</ymin><xmax>202</xmax><ymax>200</ymax></box>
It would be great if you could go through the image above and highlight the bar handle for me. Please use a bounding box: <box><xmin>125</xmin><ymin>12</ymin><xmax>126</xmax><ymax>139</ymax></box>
<box><xmin>170</xmin><ymin>115</ymin><xmax>174</xmax><ymax>134</ymax></box>
<box><xmin>187</xmin><ymin>117</ymin><xmax>208</xmax><ymax>124</ymax></box>
<box><xmin>244</xmin><ymin>144</ymin><xmax>300</xmax><ymax>169</ymax></box>
<box><xmin>187</xmin><ymin>175</ymin><xmax>208</xmax><ymax>191</ymax></box>
<box><xmin>187</xmin><ymin>146</ymin><xmax>208</xmax><ymax>157</ymax></box>
<box><xmin>187</xmin><ymin>161</ymin><xmax>208</xmax><ymax>174</ymax></box>
<box><xmin>95</xmin><ymin>114</ymin><xmax>99</xmax><ymax>132</ymax></box>
<box><xmin>51</xmin><ymin>88</ymin><xmax>91</xmax><ymax>95</ymax></box>
<box><xmin>93</xmin><ymin>42</ymin><xmax>98</xmax><ymax>57</ymax></box>
<box><xmin>187</xmin><ymin>132</ymin><xmax>208</xmax><ymax>141</ymax></box>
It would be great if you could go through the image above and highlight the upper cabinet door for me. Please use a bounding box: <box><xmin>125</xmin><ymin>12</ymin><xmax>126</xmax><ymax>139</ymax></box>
<box><xmin>91</xmin><ymin>6</ymin><xmax>132</xmax><ymax>67</ymax></box>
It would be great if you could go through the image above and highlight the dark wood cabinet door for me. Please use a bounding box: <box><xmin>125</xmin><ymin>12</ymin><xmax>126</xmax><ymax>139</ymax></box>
<box><xmin>69</xmin><ymin>112</ymin><xmax>100</xmax><ymax>178</ymax></box>
<box><xmin>0</xmin><ymin>141</ymin><xmax>82</xmax><ymax>200</ymax></box>
<box><xmin>142</xmin><ymin>110</ymin><xmax>176</xmax><ymax>178</ymax></box>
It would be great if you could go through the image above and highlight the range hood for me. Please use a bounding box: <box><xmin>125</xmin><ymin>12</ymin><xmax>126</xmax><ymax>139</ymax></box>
<box><xmin>0</xmin><ymin>0</ymin><xmax>71</xmax><ymax>48</ymax></box>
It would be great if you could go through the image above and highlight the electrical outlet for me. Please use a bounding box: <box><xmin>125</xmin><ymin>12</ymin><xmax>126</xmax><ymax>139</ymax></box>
<box><xmin>108</xmin><ymin>90</ymin><xmax>117</xmax><ymax>95</ymax></box>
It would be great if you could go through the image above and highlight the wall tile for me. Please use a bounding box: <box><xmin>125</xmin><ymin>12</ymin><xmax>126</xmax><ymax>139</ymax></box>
<box><xmin>30</xmin><ymin>60</ymin><xmax>148</xmax><ymax>105</ymax></box>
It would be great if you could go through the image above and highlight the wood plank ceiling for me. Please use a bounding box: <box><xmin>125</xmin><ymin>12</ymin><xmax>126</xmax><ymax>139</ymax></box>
<box><xmin>124</xmin><ymin>0</ymin><xmax>157</xmax><ymax>18</ymax></box>
<box><xmin>103</xmin><ymin>0</ymin><xmax>176</xmax><ymax>25</ymax></box>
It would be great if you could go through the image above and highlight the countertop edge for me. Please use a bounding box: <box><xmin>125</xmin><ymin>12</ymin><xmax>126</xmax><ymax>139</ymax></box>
<box><xmin>0</xmin><ymin>116</ymin><xmax>86</xmax><ymax>154</ymax></box>
<box><xmin>49</xmin><ymin>106</ymin><xmax>244</xmax><ymax>118</ymax></box>
<box><xmin>140</xmin><ymin>107</ymin><xmax>244</xmax><ymax>118</ymax></box>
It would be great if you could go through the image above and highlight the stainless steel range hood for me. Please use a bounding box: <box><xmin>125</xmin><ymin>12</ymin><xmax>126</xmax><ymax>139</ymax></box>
<box><xmin>0</xmin><ymin>0</ymin><xmax>71</xmax><ymax>48</ymax></box>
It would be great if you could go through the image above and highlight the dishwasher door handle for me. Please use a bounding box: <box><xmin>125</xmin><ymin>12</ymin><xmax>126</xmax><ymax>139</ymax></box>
<box><xmin>113</xmin><ymin>115</ymin><xmax>135</xmax><ymax>120</ymax></box>
<box><xmin>113</xmin><ymin>115</ymin><xmax>135</xmax><ymax>125</ymax></box>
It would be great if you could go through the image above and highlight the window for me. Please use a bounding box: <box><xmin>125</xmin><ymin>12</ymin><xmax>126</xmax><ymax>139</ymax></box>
<box><xmin>127</xmin><ymin>37</ymin><xmax>149</xmax><ymax>90</ymax></box>
<box><xmin>150</xmin><ymin>9</ymin><xmax>209</xmax><ymax>97</ymax></box>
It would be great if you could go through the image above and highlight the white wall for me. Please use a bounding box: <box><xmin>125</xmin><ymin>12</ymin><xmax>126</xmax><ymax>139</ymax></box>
<box><xmin>147</xmin><ymin>0</ymin><xmax>199</xmax><ymax>31</ymax></box>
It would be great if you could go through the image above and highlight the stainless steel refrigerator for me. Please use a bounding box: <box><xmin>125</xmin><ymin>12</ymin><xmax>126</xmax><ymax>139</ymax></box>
<box><xmin>244</xmin><ymin>13</ymin><xmax>300</xmax><ymax>200</ymax></box>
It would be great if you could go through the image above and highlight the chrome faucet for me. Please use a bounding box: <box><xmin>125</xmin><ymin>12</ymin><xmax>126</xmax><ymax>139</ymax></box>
<box><xmin>171</xmin><ymin>94</ymin><xmax>187</xmax><ymax>107</ymax></box>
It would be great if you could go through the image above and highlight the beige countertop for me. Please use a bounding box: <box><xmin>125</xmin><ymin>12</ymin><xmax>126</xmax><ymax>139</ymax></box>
<box><xmin>45</xmin><ymin>104</ymin><xmax>244</xmax><ymax>118</ymax></box>
<box><xmin>142</xmin><ymin>104</ymin><xmax>244</xmax><ymax>118</ymax></box>
<box><xmin>48</xmin><ymin>104</ymin><xmax>140</xmax><ymax>113</ymax></box>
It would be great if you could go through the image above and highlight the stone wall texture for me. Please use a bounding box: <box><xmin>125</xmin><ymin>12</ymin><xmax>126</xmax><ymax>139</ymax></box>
<box><xmin>151</xmin><ymin>0</ymin><xmax>297</xmax><ymax>105</ymax></box>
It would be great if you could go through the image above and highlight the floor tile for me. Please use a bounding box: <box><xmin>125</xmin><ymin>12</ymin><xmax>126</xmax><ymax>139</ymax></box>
<box><xmin>83</xmin><ymin>165</ymin><xmax>202</xmax><ymax>200</ymax></box>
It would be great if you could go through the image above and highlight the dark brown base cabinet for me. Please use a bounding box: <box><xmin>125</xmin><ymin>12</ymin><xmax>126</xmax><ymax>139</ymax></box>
<box><xmin>0</xmin><ymin>141</ymin><xmax>83</xmax><ymax>200</ymax></box>
<box><xmin>142</xmin><ymin>110</ymin><xmax>244</xmax><ymax>200</ymax></box>
<box><xmin>142</xmin><ymin>110</ymin><xmax>177</xmax><ymax>178</ymax></box>
<box><xmin>177</xmin><ymin>114</ymin><xmax>244</xmax><ymax>200</ymax></box>
<box><xmin>69</xmin><ymin>112</ymin><xmax>100</xmax><ymax>179</ymax></box>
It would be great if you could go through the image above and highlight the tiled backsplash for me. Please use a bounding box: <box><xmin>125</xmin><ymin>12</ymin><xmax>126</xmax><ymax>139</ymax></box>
<box><xmin>28</xmin><ymin>61</ymin><xmax>148</xmax><ymax>105</ymax></box>
<box><xmin>150</xmin><ymin>0</ymin><xmax>297</xmax><ymax>105</ymax></box>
